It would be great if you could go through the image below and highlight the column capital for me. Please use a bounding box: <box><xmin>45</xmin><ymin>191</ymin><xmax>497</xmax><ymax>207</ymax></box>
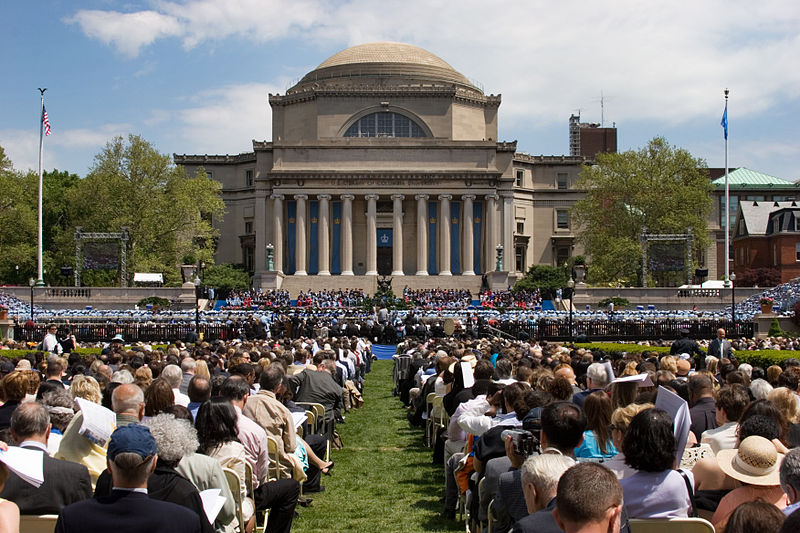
<box><xmin>293</xmin><ymin>194</ymin><xmax>308</xmax><ymax>200</ymax></box>
<box><xmin>462</xmin><ymin>194</ymin><xmax>476</xmax><ymax>201</ymax></box>
<box><xmin>391</xmin><ymin>194</ymin><xmax>405</xmax><ymax>201</ymax></box>
<box><xmin>415</xmin><ymin>194</ymin><xmax>429</xmax><ymax>201</ymax></box>
<box><xmin>340</xmin><ymin>194</ymin><xmax>355</xmax><ymax>201</ymax></box>
<box><xmin>270</xmin><ymin>194</ymin><xmax>285</xmax><ymax>200</ymax></box>
<box><xmin>500</xmin><ymin>192</ymin><xmax>514</xmax><ymax>200</ymax></box>
<box><xmin>317</xmin><ymin>194</ymin><xmax>331</xmax><ymax>201</ymax></box>
<box><xmin>438</xmin><ymin>194</ymin><xmax>453</xmax><ymax>201</ymax></box>
<box><xmin>485</xmin><ymin>193</ymin><xmax>499</xmax><ymax>201</ymax></box>
<box><xmin>365</xmin><ymin>194</ymin><xmax>379</xmax><ymax>201</ymax></box>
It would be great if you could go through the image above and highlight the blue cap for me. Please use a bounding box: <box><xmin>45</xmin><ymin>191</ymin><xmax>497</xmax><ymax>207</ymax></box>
<box><xmin>107</xmin><ymin>424</ymin><xmax>157</xmax><ymax>461</ymax></box>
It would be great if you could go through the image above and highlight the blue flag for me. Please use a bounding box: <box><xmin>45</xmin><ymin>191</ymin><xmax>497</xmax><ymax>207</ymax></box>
<box><xmin>721</xmin><ymin>107</ymin><xmax>728</xmax><ymax>140</ymax></box>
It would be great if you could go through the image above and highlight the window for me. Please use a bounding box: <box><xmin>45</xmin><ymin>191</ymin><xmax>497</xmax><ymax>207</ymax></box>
<box><xmin>720</xmin><ymin>195</ymin><xmax>738</xmax><ymax>228</ymax></box>
<box><xmin>515</xmin><ymin>244</ymin><xmax>526</xmax><ymax>272</ymax></box>
<box><xmin>344</xmin><ymin>112</ymin><xmax>426</xmax><ymax>138</ymax></box>
<box><xmin>516</xmin><ymin>222</ymin><xmax>525</xmax><ymax>234</ymax></box>
<box><xmin>556</xmin><ymin>246</ymin><xmax>570</xmax><ymax>267</ymax></box>
<box><xmin>556</xmin><ymin>210</ymin><xmax>569</xmax><ymax>229</ymax></box>
<box><xmin>246</xmin><ymin>170</ymin><xmax>253</xmax><ymax>187</ymax></box>
<box><xmin>244</xmin><ymin>221</ymin><xmax>253</xmax><ymax>234</ymax></box>
<box><xmin>796</xmin><ymin>243</ymin><xmax>800</xmax><ymax>262</ymax></box>
<box><xmin>516</xmin><ymin>170</ymin><xmax>524</xmax><ymax>187</ymax></box>
<box><xmin>557</xmin><ymin>173</ymin><xmax>568</xmax><ymax>190</ymax></box>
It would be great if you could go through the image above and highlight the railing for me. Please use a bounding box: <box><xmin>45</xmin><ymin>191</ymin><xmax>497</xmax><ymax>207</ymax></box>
<box><xmin>677</xmin><ymin>289</ymin><xmax>721</xmax><ymax>298</ymax></box>
<box><xmin>44</xmin><ymin>288</ymin><xmax>92</xmax><ymax>298</ymax></box>
<box><xmin>14</xmin><ymin>324</ymin><xmax>233</xmax><ymax>343</ymax></box>
<box><xmin>492</xmin><ymin>319</ymin><xmax>754</xmax><ymax>343</ymax></box>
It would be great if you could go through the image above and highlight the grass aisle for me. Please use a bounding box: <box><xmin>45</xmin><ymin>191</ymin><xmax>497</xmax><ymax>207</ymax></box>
<box><xmin>292</xmin><ymin>360</ymin><xmax>462</xmax><ymax>533</ymax></box>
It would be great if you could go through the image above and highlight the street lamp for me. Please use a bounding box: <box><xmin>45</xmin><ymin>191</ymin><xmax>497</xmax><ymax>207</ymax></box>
<box><xmin>730</xmin><ymin>271</ymin><xmax>736</xmax><ymax>326</ymax></box>
<box><xmin>28</xmin><ymin>278</ymin><xmax>35</xmax><ymax>322</ymax></box>
<box><xmin>194</xmin><ymin>275</ymin><xmax>202</xmax><ymax>334</ymax></box>
<box><xmin>567</xmin><ymin>277</ymin><xmax>575</xmax><ymax>343</ymax></box>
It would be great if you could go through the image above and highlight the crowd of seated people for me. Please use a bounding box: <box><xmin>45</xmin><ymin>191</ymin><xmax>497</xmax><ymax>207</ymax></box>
<box><xmin>223</xmin><ymin>290</ymin><xmax>291</xmax><ymax>310</ymax></box>
<box><xmin>294</xmin><ymin>289</ymin><xmax>366</xmax><ymax>308</ymax></box>
<box><xmin>396</xmin><ymin>336</ymin><xmax>800</xmax><ymax>533</ymax></box>
<box><xmin>0</xmin><ymin>331</ymin><xmax>373</xmax><ymax>533</ymax></box>
<box><xmin>402</xmin><ymin>288</ymin><xmax>472</xmax><ymax>309</ymax></box>
<box><xmin>480</xmin><ymin>290</ymin><xmax>542</xmax><ymax>309</ymax></box>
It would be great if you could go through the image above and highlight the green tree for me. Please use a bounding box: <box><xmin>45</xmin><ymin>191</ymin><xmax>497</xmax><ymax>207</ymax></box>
<box><xmin>67</xmin><ymin>135</ymin><xmax>225</xmax><ymax>285</ymax></box>
<box><xmin>201</xmin><ymin>264</ymin><xmax>251</xmax><ymax>291</ymax></box>
<box><xmin>572</xmin><ymin>137</ymin><xmax>712</xmax><ymax>286</ymax></box>
<box><xmin>0</xmin><ymin>146</ymin><xmax>38</xmax><ymax>284</ymax></box>
<box><xmin>514</xmin><ymin>265</ymin><xmax>570</xmax><ymax>298</ymax></box>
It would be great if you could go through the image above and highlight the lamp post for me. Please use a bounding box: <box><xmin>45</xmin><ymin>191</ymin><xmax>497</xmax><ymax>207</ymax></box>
<box><xmin>567</xmin><ymin>277</ymin><xmax>575</xmax><ymax>343</ymax></box>
<box><xmin>730</xmin><ymin>272</ymin><xmax>736</xmax><ymax>326</ymax></box>
<box><xmin>194</xmin><ymin>275</ymin><xmax>201</xmax><ymax>335</ymax></box>
<box><xmin>496</xmin><ymin>244</ymin><xmax>504</xmax><ymax>271</ymax></box>
<box><xmin>28</xmin><ymin>278</ymin><xmax>35</xmax><ymax>322</ymax></box>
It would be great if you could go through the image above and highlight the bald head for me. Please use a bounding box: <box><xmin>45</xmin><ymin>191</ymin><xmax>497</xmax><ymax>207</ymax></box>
<box><xmin>555</xmin><ymin>366</ymin><xmax>576</xmax><ymax>384</ymax></box>
<box><xmin>112</xmin><ymin>384</ymin><xmax>145</xmax><ymax>419</ymax></box>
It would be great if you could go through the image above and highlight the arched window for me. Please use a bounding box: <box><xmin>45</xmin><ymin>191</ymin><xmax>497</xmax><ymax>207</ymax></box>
<box><xmin>344</xmin><ymin>112</ymin><xmax>427</xmax><ymax>138</ymax></box>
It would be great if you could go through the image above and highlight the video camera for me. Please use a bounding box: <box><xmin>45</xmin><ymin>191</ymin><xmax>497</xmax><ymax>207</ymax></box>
<box><xmin>501</xmin><ymin>428</ymin><xmax>539</xmax><ymax>457</ymax></box>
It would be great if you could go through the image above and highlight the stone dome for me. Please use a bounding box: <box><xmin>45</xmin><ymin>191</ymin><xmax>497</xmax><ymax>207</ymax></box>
<box><xmin>296</xmin><ymin>42</ymin><xmax>475</xmax><ymax>89</ymax></box>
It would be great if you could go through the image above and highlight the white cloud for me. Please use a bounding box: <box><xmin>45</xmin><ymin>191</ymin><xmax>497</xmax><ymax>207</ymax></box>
<box><xmin>66</xmin><ymin>9</ymin><xmax>183</xmax><ymax>57</ymax></box>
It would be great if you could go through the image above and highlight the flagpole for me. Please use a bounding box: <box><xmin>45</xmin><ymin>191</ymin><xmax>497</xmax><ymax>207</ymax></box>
<box><xmin>36</xmin><ymin>88</ymin><xmax>46</xmax><ymax>287</ymax></box>
<box><xmin>723</xmin><ymin>88</ymin><xmax>730</xmax><ymax>288</ymax></box>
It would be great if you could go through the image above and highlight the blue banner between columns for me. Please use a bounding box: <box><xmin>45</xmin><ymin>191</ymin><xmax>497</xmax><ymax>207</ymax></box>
<box><xmin>451</xmin><ymin>201</ymin><xmax>461</xmax><ymax>274</ymax></box>
<box><xmin>308</xmin><ymin>200</ymin><xmax>319</xmax><ymax>274</ymax></box>
<box><xmin>331</xmin><ymin>201</ymin><xmax>341</xmax><ymax>274</ymax></box>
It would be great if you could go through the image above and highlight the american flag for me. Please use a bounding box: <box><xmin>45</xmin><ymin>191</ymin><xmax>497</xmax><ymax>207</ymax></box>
<box><xmin>42</xmin><ymin>105</ymin><xmax>51</xmax><ymax>136</ymax></box>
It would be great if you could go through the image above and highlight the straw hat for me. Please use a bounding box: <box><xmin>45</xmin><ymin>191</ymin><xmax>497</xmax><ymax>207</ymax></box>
<box><xmin>676</xmin><ymin>359</ymin><xmax>691</xmax><ymax>376</ymax></box>
<box><xmin>717</xmin><ymin>435</ymin><xmax>784</xmax><ymax>486</ymax></box>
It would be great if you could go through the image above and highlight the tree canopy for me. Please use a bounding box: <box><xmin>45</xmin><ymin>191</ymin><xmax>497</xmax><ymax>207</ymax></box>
<box><xmin>572</xmin><ymin>137</ymin><xmax>712</xmax><ymax>286</ymax></box>
<box><xmin>0</xmin><ymin>135</ymin><xmax>225</xmax><ymax>286</ymax></box>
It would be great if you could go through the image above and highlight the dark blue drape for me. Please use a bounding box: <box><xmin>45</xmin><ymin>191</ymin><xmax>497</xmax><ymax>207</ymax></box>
<box><xmin>308</xmin><ymin>200</ymin><xmax>319</xmax><ymax>274</ymax></box>
<box><xmin>473</xmin><ymin>201</ymin><xmax>483</xmax><ymax>274</ymax></box>
<box><xmin>450</xmin><ymin>201</ymin><xmax>461</xmax><ymax>274</ymax></box>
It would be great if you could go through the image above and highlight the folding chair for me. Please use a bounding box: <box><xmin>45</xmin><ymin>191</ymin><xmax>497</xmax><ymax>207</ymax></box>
<box><xmin>19</xmin><ymin>514</ymin><xmax>58</xmax><ymax>533</ymax></box>
<box><xmin>223</xmin><ymin>467</ymin><xmax>245</xmax><ymax>533</ymax></box>
<box><xmin>627</xmin><ymin>517</ymin><xmax>715</xmax><ymax>533</ymax></box>
<box><xmin>424</xmin><ymin>392</ymin><xmax>436</xmax><ymax>447</ymax></box>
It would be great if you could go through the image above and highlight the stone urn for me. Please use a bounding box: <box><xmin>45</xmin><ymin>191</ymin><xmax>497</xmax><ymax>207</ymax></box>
<box><xmin>761</xmin><ymin>302</ymin><xmax>773</xmax><ymax>314</ymax></box>
<box><xmin>573</xmin><ymin>264</ymin><xmax>587</xmax><ymax>285</ymax></box>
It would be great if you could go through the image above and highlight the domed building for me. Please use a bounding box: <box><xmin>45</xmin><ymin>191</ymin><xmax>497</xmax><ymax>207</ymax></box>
<box><xmin>175</xmin><ymin>42</ymin><xmax>604</xmax><ymax>294</ymax></box>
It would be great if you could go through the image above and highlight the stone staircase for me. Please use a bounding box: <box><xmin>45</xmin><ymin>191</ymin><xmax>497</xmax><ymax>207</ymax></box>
<box><xmin>277</xmin><ymin>274</ymin><xmax>484</xmax><ymax>299</ymax></box>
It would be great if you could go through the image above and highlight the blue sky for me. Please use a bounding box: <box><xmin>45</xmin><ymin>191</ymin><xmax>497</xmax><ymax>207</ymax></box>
<box><xmin>3</xmin><ymin>1</ymin><xmax>800</xmax><ymax>181</ymax></box>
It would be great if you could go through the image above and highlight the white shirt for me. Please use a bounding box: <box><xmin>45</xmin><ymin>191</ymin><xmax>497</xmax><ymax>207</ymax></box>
<box><xmin>172</xmin><ymin>388</ymin><xmax>190</xmax><ymax>407</ymax></box>
<box><xmin>701</xmin><ymin>421</ymin><xmax>738</xmax><ymax>455</ymax></box>
<box><xmin>43</xmin><ymin>333</ymin><xmax>62</xmax><ymax>354</ymax></box>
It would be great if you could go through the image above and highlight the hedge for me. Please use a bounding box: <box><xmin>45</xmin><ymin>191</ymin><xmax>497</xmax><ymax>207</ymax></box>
<box><xmin>576</xmin><ymin>343</ymin><xmax>800</xmax><ymax>367</ymax></box>
<box><xmin>0</xmin><ymin>345</ymin><xmax>168</xmax><ymax>360</ymax></box>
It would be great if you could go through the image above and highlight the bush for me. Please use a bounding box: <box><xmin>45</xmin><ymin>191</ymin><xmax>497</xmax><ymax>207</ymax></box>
<box><xmin>733</xmin><ymin>350</ymin><xmax>800</xmax><ymax>369</ymax></box>
<box><xmin>137</xmin><ymin>296</ymin><xmax>171</xmax><ymax>308</ymax></box>
<box><xmin>514</xmin><ymin>265</ymin><xmax>569</xmax><ymax>299</ymax></box>
<box><xmin>768</xmin><ymin>318</ymin><xmax>784</xmax><ymax>337</ymax></box>
<box><xmin>598</xmin><ymin>297</ymin><xmax>630</xmax><ymax>309</ymax></box>
<box><xmin>202</xmin><ymin>264</ymin><xmax>250</xmax><ymax>291</ymax></box>
<box><xmin>737</xmin><ymin>268</ymin><xmax>781</xmax><ymax>287</ymax></box>
<box><xmin>576</xmin><ymin>343</ymin><xmax>669</xmax><ymax>354</ymax></box>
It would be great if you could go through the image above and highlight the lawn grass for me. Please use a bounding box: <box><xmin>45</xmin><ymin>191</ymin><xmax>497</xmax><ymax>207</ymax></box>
<box><xmin>291</xmin><ymin>360</ymin><xmax>461</xmax><ymax>533</ymax></box>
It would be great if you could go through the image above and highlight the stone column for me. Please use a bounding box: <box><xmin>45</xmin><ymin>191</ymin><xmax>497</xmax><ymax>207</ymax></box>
<box><xmin>271</xmin><ymin>194</ymin><xmax>284</xmax><ymax>273</ymax></box>
<box><xmin>392</xmin><ymin>194</ymin><xmax>405</xmax><ymax>275</ymax></box>
<box><xmin>365</xmin><ymin>194</ymin><xmax>379</xmax><ymax>276</ymax></box>
<box><xmin>462</xmin><ymin>194</ymin><xmax>475</xmax><ymax>275</ymax></box>
<box><xmin>341</xmin><ymin>194</ymin><xmax>354</xmax><ymax>275</ymax></box>
<box><xmin>439</xmin><ymin>194</ymin><xmax>452</xmax><ymax>276</ymax></box>
<box><xmin>415</xmin><ymin>194</ymin><xmax>429</xmax><ymax>275</ymax></box>
<box><xmin>294</xmin><ymin>194</ymin><xmax>308</xmax><ymax>276</ymax></box>
<box><xmin>502</xmin><ymin>193</ymin><xmax>515</xmax><ymax>273</ymax></box>
<box><xmin>254</xmin><ymin>192</ymin><xmax>267</xmax><ymax>274</ymax></box>
<box><xmin>317</xmin><ymin>194</ymin><xmax>331</xmax><ymax>275</ymax></box>
<box><xmin>485</xmin><ymin>194</ymin><xmax>498</xmax><ymax>272</ymax></box>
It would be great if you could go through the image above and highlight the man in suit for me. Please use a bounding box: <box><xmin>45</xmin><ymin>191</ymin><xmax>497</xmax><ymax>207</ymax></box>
<box><xmin>0</xmin><ymin>401</ymin><xmax>92</xmax><ymax>514</ymax></box>
<box><xmin>55</xmin><ymin>424</ymin><xmax>201</xmax><ymax>533</ymax></box>
<box><xmin>510</xmin><ymin>454</ymin><xmax>575</xmax><ymax>533</ymax></box>
<box><xmin>708</xmin><ymin>328</ymin><xmax>734</xmax><ymax>359</ymax></box>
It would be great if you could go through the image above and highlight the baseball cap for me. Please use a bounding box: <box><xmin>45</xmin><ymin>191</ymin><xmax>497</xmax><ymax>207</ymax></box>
<box><xmin>107</xmin><ymin>424</ymin><xmax>157</xmax><ymax>461</ymax></box>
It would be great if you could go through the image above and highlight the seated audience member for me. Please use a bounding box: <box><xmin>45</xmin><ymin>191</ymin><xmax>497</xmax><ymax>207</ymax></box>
<box><xmin>70</xmin><ymin>375</ymin><xmax>102</xmax><ymax>404</ymax></box>
<box><xmin>289</xmin><ymin>359</ymin><xmax>344</xmax><ymax>425</ymax></box>
<box><xmin>604</xmin><ymin>403</ymin><xmax>653</xmax><ymax>479</ymax></box>
<box><xmin>187</xmin><ymin>375</ymin><xmax>211</xmax><ymax>420</ymax></box>
<box><xmin>0</xmin><ymin>402</ymin><xmax>92</xmax><ymax>514</ymax></box>
<box><xmin>688</xmin><ymin>374</ymin><xmax>717</xmax><ymax>440</ymax></box>
<box><xmin>575</xmin><ymin>391</ymin><xmax>617</xmax><ymax>459</ymax></box>
<box><xmin>162</xmin><ymin>364</ymin><xmax>190</xmax><ymax>407</ymax></box>
<box><xmin>40</xmin><ymin>388</ymin><xmax>75</xmax><ymax>455</ymax></box>
<box><xmin>769</xmin><ymin>387</ymin><xmax>800</xmax><ymax>426</ymax></box>
<box><xmin>0</xmin><ymin>455</ymin><xmax>19</xmax><ymax>533</ymax></box>
<box><xmin>144</xmin><ymin>378</ymin><xmax>176</xmax><ymax>418</ymax></box>
<box><xmin>782</xmin><ymin>447</ymin><xmax>800</xmax><ymax>516</ymax></box>
<box><xmin>510</xmin><ymin>454</ymin><xmax>575</xmax><ymax>533</ymax></box>
<box><xmin>112</xmin><ymin>384</ymin><xmax>146</xmax><ymax>427</ymax></box>
<box><xmin>750</xmin><ymin>378</ymin><xmax>774</xmax><ymax>400</ymax></box>
<box><xmin>55</xmin><ymin>424</ymin><xmax>202</xmax><ymax>533</ymax></box>
<box><xmin>0</xmin><ymin>371</ymin><xmax>28</xmax><ymax>431</ymax></box>
<box><xmin>723</xmin><ymin>500</ymin><xmax>786</xmax><ymax>533</ymax></box>
<box><xmin>781</xmin><ymin>510</ymin><xmax>800</xmax><ymax>533</ymax></box>
<box><xmin>572</xmin><ymin>363</ymin><xmax>610</xmax><ymax>408</ymax></box>
<box><xmin>54</xmin><ymin>410</ymin><xmax>108</xmax><ymax>487</ymax></box>
<box><xmin>701</xmin><ymin>384</ymin><xmax>749</xmax><ymax>454</ymax></box>
<box><xmin>620</xmin><ymin>408</ymin><xmax>693</xmax><ymax>518</ymax></box>
<box><xmin>553</xmin><ymin>463</ymin><xmax>624</xmax><ymax>533</ymax></box>
<box><xmin>44</xmin><ymin>361</ymin><xmax>67</xmax><ymax>388</ymax></box>
<box><xmin>713</xmin><ymin>435</ymin><xmax>788</xmax><ymax>530</ymax></box>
